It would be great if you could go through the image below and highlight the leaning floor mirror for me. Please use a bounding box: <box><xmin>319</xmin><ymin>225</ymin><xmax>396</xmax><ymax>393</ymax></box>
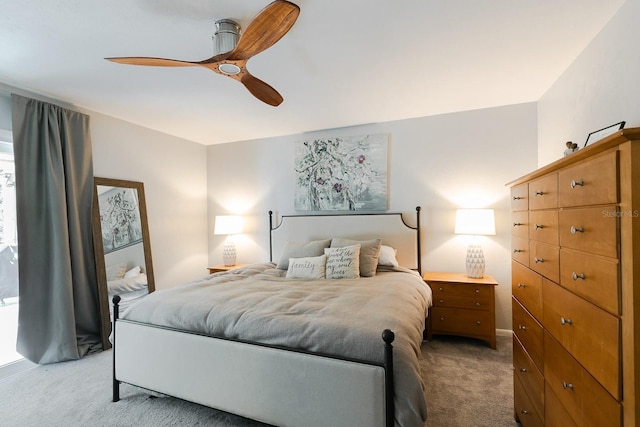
<box><xmin>92</xmin><ymin>177</ymin><xmax>155</xmax><ymax>350</ymax></box>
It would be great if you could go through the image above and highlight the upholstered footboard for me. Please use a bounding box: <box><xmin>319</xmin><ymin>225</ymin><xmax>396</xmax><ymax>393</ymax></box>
<box><xmin>112</xmin><ymin>299</ymin><xmax>396</xmax><ymax>427</ymax></box>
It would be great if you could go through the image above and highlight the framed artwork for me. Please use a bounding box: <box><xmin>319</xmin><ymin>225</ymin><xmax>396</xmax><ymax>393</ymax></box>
<box><xmin>294</xmin><ymin>133</ymin><xmax>388</xmax><ymax>211</ymax></box>
<box><xmin>584</xmin><ymin>121</ymin><xmax>625</xmax><ymax>147</ymax></box>
<box><xmin>98</xmin><ymin>186</ymin><xmax>143</xmax><ymax>254</ymax></box>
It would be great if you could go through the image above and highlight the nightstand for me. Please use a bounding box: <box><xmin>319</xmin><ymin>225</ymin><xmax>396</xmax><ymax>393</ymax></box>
<box><xmin>207</xmin><ymin>264</ymin><xmax>248</xmax><ymax>274</ymax></box>
<box><xmin>423</xmin><ymin>272</ymin><xmax>498</xmax><ymax>349</ymax></box>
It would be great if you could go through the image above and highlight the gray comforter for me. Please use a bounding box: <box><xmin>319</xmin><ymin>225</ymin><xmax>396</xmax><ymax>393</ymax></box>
<box><xmin>122</xmin><ymin>263</ymin><xmax>432</xmax><ymax>427</ymax></box>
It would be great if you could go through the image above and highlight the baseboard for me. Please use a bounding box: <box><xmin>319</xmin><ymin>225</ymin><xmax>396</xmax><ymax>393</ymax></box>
<box><xmin>496</xmin><ymin>329</ymin><xmax>512</xmax><ymax>337</ymax></box>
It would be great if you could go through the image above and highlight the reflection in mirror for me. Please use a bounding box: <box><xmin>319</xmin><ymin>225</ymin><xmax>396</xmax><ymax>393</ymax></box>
<box><xmin>92</xmin><ymin>178</ymin><xmax>154</xmax><ymax>350</ymax></box>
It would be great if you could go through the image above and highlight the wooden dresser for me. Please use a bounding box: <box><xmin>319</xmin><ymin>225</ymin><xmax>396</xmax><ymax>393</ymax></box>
<box><xmin>507</xmin><ymin>128</ymin><xmax>640</xmax><ymax>426</ymax></box>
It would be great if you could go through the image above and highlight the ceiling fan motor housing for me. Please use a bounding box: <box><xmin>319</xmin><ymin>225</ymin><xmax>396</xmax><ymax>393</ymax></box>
<box><xmin>213</xmin><ymin>19</ymin><xmax>240</xmax><ymax>55</ymax></box>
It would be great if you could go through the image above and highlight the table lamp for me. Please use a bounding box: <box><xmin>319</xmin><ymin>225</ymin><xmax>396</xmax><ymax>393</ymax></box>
<box><xmin>214</xmin><ymin>215</ymin><xmax>243</xmax><ymax>266</ymax></box>
<box><xmin>454</xmin><ymin>209</ymin><xmax>496</xmax><ymax>278</ymax></box>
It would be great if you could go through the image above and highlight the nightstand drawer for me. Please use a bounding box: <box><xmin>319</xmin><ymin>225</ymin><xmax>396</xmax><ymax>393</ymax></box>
<box><xmin>432</xmin><ymin>295</ymin><xmax>490</xmax><ymax>310</ymax></box>
<box><xmin>429</xmin><ymin>282</ymin><xmax>492</xmax><ymax>298</ymax></box>
<box><xmin>430</xmin><ymin>307</ymin><xmax>492</xmax><ymax>336</ymax></box>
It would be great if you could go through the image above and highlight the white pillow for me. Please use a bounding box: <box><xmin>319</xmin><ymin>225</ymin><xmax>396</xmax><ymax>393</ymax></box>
<box><xmin>106</xmin><ymin>264</ymin><xmax>127</xmax><ymax>281</ymax></box>
<box><xmin>378</xmin><ymin>245</ymin><xmax>399</xmax><ymax>267</ymax></box>
<box><xmin>286</xmin><ymin>255</ymin><xmax>327</xmax><ymax>279</ymax></box>
<box><xmin>123</xmin><ymin>265</ymin><xmax>142</xmax><ymax>279</ymax></box>
<box><xmin>325</xmin><ymin>244</ymin><xmax>361</xmax><ymax>279</ymax></box>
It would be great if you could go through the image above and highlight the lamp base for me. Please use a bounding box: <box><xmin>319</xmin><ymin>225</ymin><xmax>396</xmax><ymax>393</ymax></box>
<box><xmin>466</xmin><ymin>243</ymin><xmax>485</xmax><ymax>278</ymax></box>
<box><xmin>222</xmin><ymin>239</ymin><xmax>237</xmax><ymax>266</ymax></box>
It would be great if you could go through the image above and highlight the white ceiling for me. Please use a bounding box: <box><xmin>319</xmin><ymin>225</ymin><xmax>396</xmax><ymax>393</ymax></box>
<box><xmin>0</xmin><ymin>1</ymin><xmax>625</xmax><ymax>145</ymax></box>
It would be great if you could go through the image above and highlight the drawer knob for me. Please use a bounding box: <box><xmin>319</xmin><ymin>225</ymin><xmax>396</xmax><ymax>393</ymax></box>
<box><xmin>474</xmin><ymin>289</ymin><xmax>480</xmax><ymax>293</ymax></box>
<box><xmin>572</xmin><ymin>272</ymin><xmax>586</xmax><ymax>281</ymax></box>
<box><xmin>520</xmin><ymin>410</ymin><xmax>529</xmax><ymax>415</ymax></box>
<box><xmin>517</xmin><ymin>283</ymin><xmax>526</xmax><ymax>288</ymax></box>
<box><xmin>439</xmin><ymin>287</ymin><xmax>444</xmax><ymax>292</ymax></box>
<box><xmin>518</xmin><ymin>325</ymin><xmax>527</xmax><ymax>330</ymax></box>
<box><xmin>476</xmin><ymin>320</ymin><xmax>481</xmax><ymax>325</ymax></box>
<box><xmin>519</xmin><ymin>368</ymin><xmax>527</xmax><ymax>373</ymax></box>
<box><xmin>534</xmin><ymin>191</ymin><xmax>544</xmax><ymax>196</ymax></box>
<box><xmin>440</xmin><ymin>317</ymin><xmax>445</xmax><ymax>321</ymax></box>
<box><xmin>570</xmin><ymin>226</ymin><xmax>585</xmax><ymax>234</ymax></box>
<box><xmin>534</xmin><ymin>257</ymin><xmax>544</xmax><ymax>263</ymax></box>
<box><xmin>439</xmin><ymin>299</ymin><xmax>444</xmax><ymax>303</ymax></box>
<box><xmin>562</xmin><ymin>381</ymin><xmax>575</xmax><ymax>391</ymax></box>
<box><xmin>513</xmin><ymin>196</ymin><xmax>522</xmax><ymax>200</ymax></box>
<box><xmin>560</xmin><ymin>317</ymin><xmax>573</xmax><ymax>326</ymax></box>
<box><xmin>570</xmin><ymin>180</ymin><xmax>584</xmax><ymax>188</ymax></box>
<box><xmin>513</xmin><ymin>222</ymin><xmax>523</xmax><ymax>227</ymax></box>
<box><xmin>475</xmin><ymin>302</ymin><xmax>481</xmax><ymax>306</ymax></box>
<box><xmin>513</xmin><ymin>249</ymin><xmax>523</xmax><ymax>253</ymax></box>
<box><xmin>534</xmin><ymin>223</ymin><xmax>544</xmax><ymax>230</ymax></box>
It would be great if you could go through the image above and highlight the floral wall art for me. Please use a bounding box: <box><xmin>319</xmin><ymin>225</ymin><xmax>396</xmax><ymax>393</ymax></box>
<box><xmin>98</xmin><ymin>186</ymin><xmax>143</xmax><ymax>254</ymax></box>
<box><xmin>294</xmin><ymin>133</ymin><xmax>388</xmax><ymax>211</ymax></box>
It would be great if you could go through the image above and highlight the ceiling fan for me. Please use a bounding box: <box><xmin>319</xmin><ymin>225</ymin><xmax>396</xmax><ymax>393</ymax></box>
<box><xmin>106</xmin><ymin>0</ymin><xmax>300</xmax><ymax>107</ymax></box>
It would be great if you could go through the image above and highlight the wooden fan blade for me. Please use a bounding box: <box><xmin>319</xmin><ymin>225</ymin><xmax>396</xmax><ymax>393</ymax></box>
<box><xmin>240</xmin><ymin>72</ymin><xmax>283</xmax><ymax>106</ymax></box>
<box><xmin>106</xmin><ymin>57</ymin><xmax>198</xmax><ymax>67</ymax></box>
<box><xmin>228</xmin><ymin>0</ymin><xmax>300</xmax><ymax>60</ymax></box>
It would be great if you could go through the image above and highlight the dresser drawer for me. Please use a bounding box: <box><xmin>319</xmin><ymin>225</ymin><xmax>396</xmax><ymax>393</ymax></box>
<box><xmin>511</xmin><ymin>182</ymin><xmax>529</xmax><ymax>211</ymax></box>
<box><xmin>430</xmin><ymin>307</ymin><xmax>492</xmax><ymax>337</ymax></box>
<box><xmin>543</xmin><ymin>280</ymin><xmax>620</xmax><ymax>399</ymax></box>
<box><xmin>513</xmin><ymin>297</ymin><xmax>544</xmax><ymax>372</ymax></box>
<box><xmin>512</xmin><ymin>211</ymin><xmax>529</xmax><ymax>238</ymax></box>
<box><xmin>529</xmin><ymin>210</ymin><xmax>559</xmax><ymax>245</ymax></box>
<box><xmin>512</xmin><ymin>235</ymin><xmax>529</xmax><ymax>266</ymax></box>
<box><xmin>429</xmin><ymin>282</ymin><xmax>492</xmax><ymax>298</ymax></box>
<box><xmin>544</xmin><ymin>332</ymin><xmax>621</xmax><ymax>427</ymax></box>
<box><xmin>560</xmin><ymin>248</ymin><xmax>620</xmax><ymax>315</ymax></box>
<box><xmin>545</xmin><ymin>384</ymin><xmax>578</xmax><ymax>427</ymax></box>
<box><xmin>514</xmin><ymin>335</ymin><xmax>544</xmax><ymax>420</ymax></box>
<box><xmin>529</xmin><ymin>173</ymin><xmax>558</xmax><ymax>210</ymax></box>
<box><xmin>559</xmin><ymin>206</ymin><xmax>619</xmax><ymax>258</ymax></box>
<box><xmin>558</xmin><ymin>151</ymin><xmax>618</xmax><ymax>207</ymax></box>
<box><xmin>512</xmin><ymin>261</ymin><xmax>543</xmax><ymax>322</ymax></box>
<box><xmin>529</xmin><ymin>241</ymin><xmax>559</xmax><ymax>283</ymax></box>
<box><xmin>515</xmin><ymin>375</ymin><xmax>544</xmax><ymax>427</ymax></box>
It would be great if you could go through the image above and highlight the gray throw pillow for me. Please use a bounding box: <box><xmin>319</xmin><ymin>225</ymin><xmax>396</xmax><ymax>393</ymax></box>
<box><xmin>276</xmin><ymin>239</ymin><xmax>332</xmax><ymax>270</ymax></box>
<box><xmin>330</xmin><ymin>237</ymin><xmax>382</xmax><ymax>277</ymax></box>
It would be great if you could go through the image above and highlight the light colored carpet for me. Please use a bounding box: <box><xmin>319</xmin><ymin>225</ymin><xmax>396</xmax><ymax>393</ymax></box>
<box><xmin>0</xmin><ymin>335</ymin><xmax>517</xmax><ymax>427</ymax></box>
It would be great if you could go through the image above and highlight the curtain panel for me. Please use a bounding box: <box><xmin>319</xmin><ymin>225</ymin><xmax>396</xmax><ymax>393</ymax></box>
<box><xmin>12</xmin><ymin>94</ymin><xmax>101</xmax><ymax>364</ymax></box>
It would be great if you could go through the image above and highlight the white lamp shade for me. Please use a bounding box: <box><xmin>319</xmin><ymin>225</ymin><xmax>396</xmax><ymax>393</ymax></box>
<box><xmin>454</xmin><ymin>209</ymin><xmax>496</xmax><ymax>236</ymax></box>
<box><xmin>214</xmin><ymin>215</ymin><xmax>243</xmax><ymax>235</ymax></box>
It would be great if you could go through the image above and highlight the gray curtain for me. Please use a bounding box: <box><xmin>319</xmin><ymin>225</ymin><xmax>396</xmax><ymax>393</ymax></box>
<box><xmin>11</xmin><ymin>94</ymin><xmax>102</xmax><ymax>364</ymax></box>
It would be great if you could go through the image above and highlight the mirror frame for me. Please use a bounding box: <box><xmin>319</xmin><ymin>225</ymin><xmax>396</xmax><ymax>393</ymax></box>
<box><xmin>92</xmin><ymin>177</ymin><xmax>155</xmax><ymax>350</ymax></box>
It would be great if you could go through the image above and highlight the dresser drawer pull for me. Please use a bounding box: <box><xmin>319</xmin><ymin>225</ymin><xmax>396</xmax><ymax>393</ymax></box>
<box><xmin>570</xmin><ymin>225</ymin><xmax>585</xmax><ymax>234</ymax></box>
<box><xmin>517</xmin><ymin>283</ymin><xmax>526</xmax><ymax>288</ymax></box>
<box><xmin>562</xmin><ymin>381</ymin><xmax>575</xmax><ymax>391</ymax></box>
<box><xmin>534</xmin><ymin>223</ymin><xmax>544</xmax><ymax>230</ymax></box>
<box><xmin>475</xmin><ymin>302</ymin><xmax>481</xmax><ymax>306</ymax></box>
<box><xmin>570</xmin><ymin>180</ymin><xmax>584</xmax><ymax>188</ymax></box>
<box><xmin>476</xmin><ymin>320</ymin><xmax>481</xmax><ymax>325</ymax></box>
<box><xmin>560</xmin><ymin>317</ymin><xmax>573</xmax><ymax>326</ymax></box>
<box><xmin>513</xmin><ymin>222</ymin><xmax>523</xmax><ymax>227</ymax></box>
<box><xmin>534</xmin><ymin>257</ymin><xmax>544</xmax><ymax>263</ymax></box>
<box><xmin>520</xmin><ymin>410</ymin><xmax>529</xmax><ymax>415</ymax></box>
<box><xmin>474</xmin><ymin>289</ymin><xmax>480</xmax><ymax>293</ymax></box>
<box><xmin>439</xmin><ymin>299</ymin><xmax>444</xmax><ymax>303</ymax></box>
<box><xmin>572</xmin><ymin>272</ymin><xmax>586</xmax><ymax>281</ymax></box>
<box><xmin>440</xmin><ymin>317</ymin><xmax>445</xmax><ymax>321</ymax></box>
<box><xmin>513</xmin><ymin>249</ymin><xmax>523</xmax><ymax>253</ymax></box>
<box><xmin>518</xmin><ymin>325</ymin><xmax>527</xmax><ymax>330</ymax></box>
<box><xmin>513</xmin><ymin>196</ymin><xmax>522</xmax><ymax>200</ymax></box>
<box><xmin>438</xmin><ymin>287</ymin><xmax>444</xmax><ymax>291</ymax></box>
<box><xmin>534</xmin><ymin>191</ymin><xmax>544</xmax><ymax>196</ymax></box>
<box><xmin>519</xmin><ymin>368</ymin><xmax>527</xmax><ymax>373</ymax></box>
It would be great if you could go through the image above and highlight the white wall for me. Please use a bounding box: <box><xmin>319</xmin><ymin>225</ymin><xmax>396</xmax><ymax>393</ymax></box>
<box><xmin>91</xmin><ymin>112</ymin><xmax>209</xmax><ymax>288</ymax></box>
<box><xmin>538</xmin><ymin>0</ymin><xmax>640</xmax><ymax>167</ymax></box>
<box><xmin>208</xmin><ymin>103</ymin><xmax>538</xmax><ymax>330</ymax></box>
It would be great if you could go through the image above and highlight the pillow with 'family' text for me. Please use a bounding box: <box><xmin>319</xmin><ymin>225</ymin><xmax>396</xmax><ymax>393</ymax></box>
<box><xmin>286</xmin><ymin>255</ymin><xmax>327</xmax><ymax>280</ymax></box>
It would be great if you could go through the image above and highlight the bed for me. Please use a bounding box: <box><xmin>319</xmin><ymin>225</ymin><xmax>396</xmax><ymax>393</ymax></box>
<box><xmin>111</xmin><ymin>208</ymin><xmax>432</xmax><ymax>427</ymax></box>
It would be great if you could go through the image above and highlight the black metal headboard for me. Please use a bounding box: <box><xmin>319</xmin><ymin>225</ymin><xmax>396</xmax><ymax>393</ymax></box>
<box><xmin>269</xmin><ymin>206</ymin><xmax>422</xmax><ymax>274</ymax></box>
